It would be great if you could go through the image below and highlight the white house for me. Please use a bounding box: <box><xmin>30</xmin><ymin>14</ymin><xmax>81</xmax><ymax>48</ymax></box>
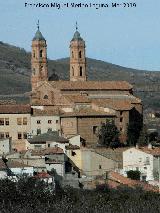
<box><xmin>123</xmin><ymin>146</ymin><xmax>160</xmax><ymax>182</ymax></box>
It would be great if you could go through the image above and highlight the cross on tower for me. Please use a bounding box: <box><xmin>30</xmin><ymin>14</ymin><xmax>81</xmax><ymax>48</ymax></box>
<box><xmin>37</xmin><ymin>20</ymin><xmax>40</xmax><ymax>30</ymax></box>
<box><xmin>76</xmin><ymin>22</ymin><xmax>78</xmax><ymax>31</ymax></box>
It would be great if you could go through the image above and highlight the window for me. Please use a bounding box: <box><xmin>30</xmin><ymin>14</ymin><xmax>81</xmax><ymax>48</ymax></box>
<box><xmin>72</xmin><ymin>51</ymin><xmax>74</xmax><ymax>58</ymax></box>
<box><xmin>40</xmin><ymin>50</ymin><xmax>43</xmax><ymax>58</ymax></box>
<box><xmin>48</xmin><ymin>128</ymin><xmax>52</xmax><ymax>132</ymax></box>
<box><xmin>120</xmin><ymin>127</ymin><xmax>122</xmax><ymax>132</ymax></box>
<box><xmin>17</xmin><ymin>118</ymin><xmax>22</xmax><ymax>125</ymax></box>
<box><xmin>44</xmin><ymin>95</ymin><xmax>48</xmax><ymax>99</ymax></box>
<box><xmin>48</xmin><ymin>144</ymin><xmax>51</xmax><ymax>148</ymax></box>
<box><xmin>5</xmin><ymin>132</ymin><xmax>9</xmax><ymax>138</ymax></box>
<box><xmin>23</xmin><ymin>132</ymin><xmax>27</xmax><ymax>139</ymax></box>
<box><xmin>5</xmin><ymin>118</ymin><xmax>9</xmax><ymax>125</ymax></box>
<box><xmin>142</xmin><ymin>176</ymin><xmax>146</xmax><ymax>181</ymax></box>
<box><xmin>120</xmin><ymin>117</ymin><xmax>123</xmax><ymax>122</ymax></box>
<box><xmin>0</xmin><ymin>133</ymin><xmax>4</xmax><ymax>139</ymax></box>
<box><xmin>71</xmin><ymin>151</ymin><xmax>76</xmax><ymax>156</ymax></box>
<box><xmin>93</xmin><ymin>126</ymin><xmax>98</xmax><ymax>134</ymax></box>
<box><xmin>120</xmin><ymin>111</ymin><xmax>123</xmax><ymax>116</ymax></box>
<box><xmin>72</xmin><ymin>67</ymin><xmax>74</xmax><ymax>76</ymax></box>
<box><xmin>56</xmin><ymin>120</ymin><xmax>59</xmax><ymax>124</ymax></box>
<box><xmin>80</xmin><ymin>67</ymin><xmax>83</xmax><ymax>76</ymax></box>
<box><xmin>18</xmin><ymin>133</ymin><xmax>22</xmax><ymax>139</ymax></box>
<box><xmin>37</xmin><ymin>120</ymin><xmax>41</xmax><ymax>124</ymax></box>
<box><xmin>0</xmin><ymin>118</ymin><xmax>4</xmax><ymax>125</ymax></box>
<box><xmin>37</xmin><ymin>128</ymin><xmax>41</xmax><ymax>135</ymax></box>
<box><xmin>23</xmin><ymin>117</ymin><xmax>27</xmax><ymax>125</ymax></box>
<box><xmin>79</xmin><ymin>51</ymin><xmax>82</xmax><ymax>58</ymax></box>
<box><xmin>48</xmin><ymin>120</ymin><xmax>52</xmax><ymax>124</ymax></box>
<box><xmin>99</xmin><ymin>165</ymin><xmax>102</xmax><ymax>169</ymax></box>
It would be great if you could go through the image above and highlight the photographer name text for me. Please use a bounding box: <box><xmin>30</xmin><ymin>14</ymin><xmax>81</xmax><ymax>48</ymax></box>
<box><xmin>25</xmin><ymin>2</ymin><xmax>137</xmax><ymax>9</ymax></box>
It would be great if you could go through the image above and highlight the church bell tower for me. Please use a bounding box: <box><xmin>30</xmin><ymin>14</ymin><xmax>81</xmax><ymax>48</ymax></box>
<box><xmin>70</xmin><ymin>23</ymin><xmax>87</xmax><ymax>81</ymax></box>
<box><xmin>31</xmin><ymin>21</ymin><xmax>48</xmax><ymax>90</ymax></box>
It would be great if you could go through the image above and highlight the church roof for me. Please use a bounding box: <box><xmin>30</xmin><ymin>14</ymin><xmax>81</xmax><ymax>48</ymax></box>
<box><xmin>71</xmin><ymin>30</ymin><xmax>84</xmax><ymax>41</ymax></box>
<box><xmin>60</xmin><ymin>108</ymin><xmax>116</xmax><ymax>117</ymax></box>
<box><xmin>92</xmin><ymin>99</ymin><xmax>136</xmax><ymax>111</ymax></box>
<box><xmin>50</xmin><ymin>81</ymin><xmax>133</xmax><ymax>91</ymax></box>
<box><xmin>33</xmin><ymin>29</ymin><xmax>45</xmax><ymax>41</ymax></box>
<box><xmin>64</xmin><ymin>95</ymin><xmax>91</xmax><ymax>103</ymax></box>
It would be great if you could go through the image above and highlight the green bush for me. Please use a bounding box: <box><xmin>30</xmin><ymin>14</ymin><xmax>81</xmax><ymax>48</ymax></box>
<box><xmin>127</xmin><ymin>170</ymin><xmax>141</xmax><ymax>180</ymax></box>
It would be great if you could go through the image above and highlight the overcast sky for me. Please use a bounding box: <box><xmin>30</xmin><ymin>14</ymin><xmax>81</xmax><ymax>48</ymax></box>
<box><xmin>0</xmin><ymin>0</ymin><xmax>160</xmax><ymax>71</ymax></box>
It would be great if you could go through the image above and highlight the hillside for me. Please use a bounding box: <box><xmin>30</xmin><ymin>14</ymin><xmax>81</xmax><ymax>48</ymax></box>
<box><xmin>0</xmin><ymin>41</ymin><xmax>160</xmax><ymax>109</ymax></box>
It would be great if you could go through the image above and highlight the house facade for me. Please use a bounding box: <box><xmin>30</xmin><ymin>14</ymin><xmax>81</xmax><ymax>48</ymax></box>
<box><xmin>123</xmin><ymin>146</ymin><xmax>160</xmax><ymax>181</ymax></box>
<box><xmin>0</xmin><ymin>105</ymin><xmax>31</xmax><ymax>151</ymax></box>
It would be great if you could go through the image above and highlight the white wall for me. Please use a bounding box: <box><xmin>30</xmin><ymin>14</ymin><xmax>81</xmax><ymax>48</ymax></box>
<box><xmin>46</xmin><ymin>163</ymin><xmax>64</xmax><ymax>177</ymax></box>
<box><xmin>31</xmin><ymin>115</ymin><xmax>60</xmax><ymax>136</ymax></box>
<box><xmin>123</xmin><ymin>148</ymin><xmax>154</xmax><ymax>181</ymax></box>
<box><xmin>69</xmin><ymin>135</ymin><xmax>81</xmax><ymax>147</ymax></box>
<box><xmin>10</xmin><ymin>167</ymin><xmax>34</xmax><ymax>176</ymax></box>
<box><xmin>46</xmin><ymin>141</ymin><xmax>67</xmax><ymax>152</ymax></box>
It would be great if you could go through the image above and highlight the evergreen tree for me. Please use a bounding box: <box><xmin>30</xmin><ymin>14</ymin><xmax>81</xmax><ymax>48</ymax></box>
<box><xmin>98</xmin><ymin>120</ymin><xmax>120</xmax><ymax>148</ymax></box>
<box><xmin>137</xmin><ymin>125</ymin><xmax>148</xmax><ymax>146</ymax></box>
<box><xmin>127</xmin><ymin>108</ymin><xmax>143</xmax><ymax>146</ymax></box>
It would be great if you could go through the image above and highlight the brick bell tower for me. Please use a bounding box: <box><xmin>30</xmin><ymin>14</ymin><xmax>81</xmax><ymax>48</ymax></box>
<box><xmin>31</xmin><ymin>21</ymin><xmax>48</xmax><ymax>90</ymax></box>
<box><xmin>70</xmin><ymin>23</ymin><xmax>87</xmax><ymax>81</ymax></box>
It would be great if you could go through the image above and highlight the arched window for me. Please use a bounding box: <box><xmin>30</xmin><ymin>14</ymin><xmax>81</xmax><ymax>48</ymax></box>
<box><xmin>72</xmin><ymin>51</ymin><xmax>74</xmax><ymax>58</ymax></box>
<box><xmin>40</xmin><ymin>50</ymin><xmax>43</xmax><ymax>58</ymax></box>
<box><xmin>72</xmin><ymin>67</ymin><xmax>74</xmax><ymax>76</ymax></box>
<box><xmin>79</xmin><ymin>51</ymin><xmax>82</xmax><ymax>58</ymax></box>
<box><xmin>44</xmin><ymin>95</ymin><xmax>48</xmax><ymax>99</ymax></box>
<box><xmin>80</xmin><ymin>67</ymin><xmax>83</xmax><ymax>76</ymax></box>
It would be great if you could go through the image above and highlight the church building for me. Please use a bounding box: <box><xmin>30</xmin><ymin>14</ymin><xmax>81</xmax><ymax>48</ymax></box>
<box><xmin>30</xmin><ymin>24</ymin><xmax>142</xmax><ymax>146</ymax></box>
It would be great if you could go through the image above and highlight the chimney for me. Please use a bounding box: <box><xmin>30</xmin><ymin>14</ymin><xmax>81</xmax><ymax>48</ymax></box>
<box><xmin>136</xmin><ymin>144</ymin><xmax>139</xmax><ymax>149</ymax></box>
<box><xmin>148</xmin><ymin>143</ymin><xmax>153</xmax><ymax>149</ymax></box>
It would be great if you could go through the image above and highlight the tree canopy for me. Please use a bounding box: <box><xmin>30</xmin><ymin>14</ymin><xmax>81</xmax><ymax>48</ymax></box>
<box><xmin>98</xmin><ymin>120</ymin><xmax>120</xmax><ymax>148</ymax></box>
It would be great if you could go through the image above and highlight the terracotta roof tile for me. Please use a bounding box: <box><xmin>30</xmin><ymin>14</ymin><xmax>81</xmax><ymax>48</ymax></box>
<box><xmin>32</xmin><ymin>107</ymin><xmax>60</xmax><ymax>116</ymax></box>
<box><xmin>60</xmin><ymin>108</ymin><xmax>116</xmax><ymax>117</ymax></box>
<box><xmin>34</xmin><ymin>172</ymin><xmax>51</xmax><ymax>178</ymax></box>
<box><xmin>50</xmin><ymin>81</ymin><xmax>133</xmax><ymax>91</ymax></box>
<box><xmin>92</xmin><ymin>99</ymin><xmax>133</xmax><ymax>110</ymax></box>
<box><xmin>64</xmin><ymin>95</ymin><xmax>91</xmax><ymax>103</ymax></box>
<box><xmin>0</xmin><ymin>159</ymin><xmax>32</xmax><ymax>169</ymax></box>
<box><xmin>30</xmin><ymin>147</ymin><xmax>64</xmax><ymax>156</ymax></box>
<box><xmin>138</xmin><ymin>147</ymin><xmax>160</xmax><ymax>156</ymax></box>
<box><xmin>0</xmin><ymin>100</ymin><xmax>17</xmax><ymax>105</ymax></box>
<box><xmin>0</xmin><ymin>104</ymin><xmax>31</xmax><ymax>114</ymax></box>
<box><xmin>109</xmin><ymin>171</ymin><xmax>159</xmax><ymax>192</ymax></box>
<box><xmin>65</xmin><ymin>144</ymin><xmax>80</xmax><ymax>150</ymax></box>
